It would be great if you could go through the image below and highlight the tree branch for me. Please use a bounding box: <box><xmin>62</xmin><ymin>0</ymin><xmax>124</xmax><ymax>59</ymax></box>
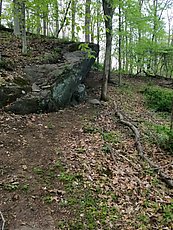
<box><xmin>56</xmin><ymin>0</ymin><xmax>72</xmax><ymax>37</ymax></box>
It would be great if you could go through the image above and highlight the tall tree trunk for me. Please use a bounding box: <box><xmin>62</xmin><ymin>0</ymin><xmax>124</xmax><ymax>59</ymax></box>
<box><xmin>71</xmin><ymin>0</ymin><xmax>76</xmax><ymax>41</ymax></box>
<box><xmin>96</xmin><ymin>0</ymin><xmax>101</xmax><ymax>66</ymax></box>
<box><xmin>0</xmin><ymin>0</ymin><xmax>2</xmax><ymax>26</ymax></box>
<box><xmin>85</xmin><ymin>0</ymin><xmax>91</xmax><ymax>42</ymax></box>
<box><xmin>118</xmin><ymin>0</ymin><xmax>122</xmax><ymax>85</ymax></box>
<box><xmin>124</xmin><ymin>13</ymin><xmax>128</xmax><ymax>73</ymax></box>
<box><xmin>43</xmin><ymin>4</ymin><xmax>48</xmax><ymax>36</ymax></box>
<box><xmin>91</xmin><ymin>19</ymin><xmax>94</xmax><ymax>43</ymax></box>
<box><xmin>101</xmin><ymin>0</ymin><xmax>114</xmax><ymax>101</ymax></box>
<box><xmin>55</xmin><ymin>0</ymin><xmax>59</xmax><ymax>36</ymax></box>
<box><xmin>137</xmin><ymin>0</ymin><xmax>144</xmax><ymax>73</ymax></box>
<box><xmin>13</xmin><ymin>0</ymin><xmax>21</xmax><ymax>36</ymax></box>
<box><xmin>169</xmin><ymin>98</ymin><xmax>173</xmax><ymax>145</ymax></box>
<box><xmin>152</xmin><ymin>0</ymin><xmax>158</xmax><ymax>75</ymax></box>
<box><xmin>36</xmin><ymin>7</ymin><xmax>41</xmax><ymax>35</ymax></box>
<box><xmin>21</xmin><ymin>1</ymin><xmax>27</xmax><ymax>54</ymax></box>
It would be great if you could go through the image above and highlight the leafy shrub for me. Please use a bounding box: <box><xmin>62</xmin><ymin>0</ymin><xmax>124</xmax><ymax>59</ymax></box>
<box><xmin>146</xmin><ymin>123</ymin><xmax>173</xmax><ymax>153</ymax></box>
<box><xmin>92</xmin><ymin>62</ymin><xmax>104</xmax><ymax>71</ymax></box>
<box><xmin>102</xmin><ymin>130</ymin><xmax>120</xmax><ymax>143</ymax></box>
<box><xmin>143</xmin><ymin>86</ymin><xmax>173</xmax><ymax>112</ymax></box>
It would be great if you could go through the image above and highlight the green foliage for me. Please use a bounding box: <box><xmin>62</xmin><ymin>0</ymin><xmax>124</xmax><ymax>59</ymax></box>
<box><xmin>78</xmin><ymin>43</ymin><xmax>96</xmax><ymax>59</ymax></box>
<box><xmin>144</xmin><ymin>122</ymin><xmax>173</xmax><ymax>153</ymax></box>
<box><xmin>143</xmin><ymin>86</ymin><xmax>173</xmax><ymax>112</ymax></box>
<box><xmin>137</xmin><ymin>213</ymin><xmax>150</xmax><ymax>225</ymax></box>
<box><xmin>33</xmin><ymin>166</ymin><xmax>44</xmax><ymax>175</ymax></box>
<box><xmin>102</xmin><ymin>144</ymin><xmax>111</xmax><ymax>154</ymax></box>
<box><xmin>102</xmin><ymin>130</ymin><xmax>120</xmax><ymax>144</ymax></box>
<box><xmin>92</xmin><ymin>62</ymin><xmax>104</xmax><ymax>71</ymax></box>
<box><xmin>162</xmin><ymin>203</ymin><xmax>173</xmax><ymax>224</ymax></box>
<box><xmin>43</xmin><ymin>195</ymin><xmax>54</xmax><ymax>204</ymax></box>
<box><xmin>3</xmin><ymin>182</ymin><xmax>19</xmax><ymax>191</ymax></box>
<box><xmin>76</xmin><ymin>147</ymin><xmax>86</xmax><ymax>153</ymax></box>
<box><xmin>82</xmin><ymin>124</ymin><xmax>99</xmax><ymax>134</ymax></box>
<box><xmin>2</xmin><ymin>182</ymin><xmax>29</xmax><ymax>192</ymax></box>
<box><xmin>0</xmin><ymin>60</ymin><xmax>6</xmax><ymax>69</ymax></box>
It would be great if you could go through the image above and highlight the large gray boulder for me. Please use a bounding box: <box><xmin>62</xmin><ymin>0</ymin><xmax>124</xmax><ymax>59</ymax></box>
<box><xmin>1</xmin><ymin>42</ymin><xmax>99</xmax><ymax>114</ymax></box>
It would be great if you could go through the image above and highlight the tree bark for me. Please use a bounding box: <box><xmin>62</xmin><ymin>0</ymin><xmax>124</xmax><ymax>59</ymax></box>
<box><xmin>101</xmin><ymin>0</ymin><xmax>114</xmax><ymax>101</ymax></box>
<box><xmin>85</xmin><ymin>0</ymin><xmax>91</xmax><ymax>42</ymax></box>
<box><xmin>21</xmin><ymin>1</ymin><xmax>27</xmax><ymax>54</ymax></box>
<box><xmin>43</xmin><ymin>4</ymin><xmax>48</xmax><ymax>36</ymax></box>
<box><xmin>169</xmin><ymin>98</ymin><xmax>173</xmax><ymax>144</ymax></box>
<box><xmin>56</xmin><ymin>0</ymin><xmax>71</xmax><ymax>37</ymax></box>
<box><xmin>13</xmin><ymin>0</ymin><xmax>20</xmax><ymax>36</ymax></box>
<box><xmin>71</xmin><ymin>0</ymin><xmax>76</xmax><ymax>41</ymax></box>
<box><xmin>118</xmin><ymin>0</ymin><xmax>122</xmax><ymax>86</ymax></box>
<box><xmin>96</xmin><ymin>0</ymin><xmax>101</xmax><ymax>66</ymax></box>
<box><xmin>0</xmin><ymin>0</ymin><xmax>2</xmax><ymax>26</ymax></box>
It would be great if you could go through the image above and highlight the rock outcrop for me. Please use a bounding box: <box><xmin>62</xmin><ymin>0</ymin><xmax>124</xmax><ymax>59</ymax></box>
<box><xmin>0</xmin><ymin>42</ymin><xmax>99</xmax><ymax>114</ymax></box>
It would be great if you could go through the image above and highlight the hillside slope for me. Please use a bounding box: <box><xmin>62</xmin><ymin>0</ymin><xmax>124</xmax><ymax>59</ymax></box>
<box><xmin>0</xmin><ymin>30</ymin><xmax>173</xmax><ymax>230</ymax></box>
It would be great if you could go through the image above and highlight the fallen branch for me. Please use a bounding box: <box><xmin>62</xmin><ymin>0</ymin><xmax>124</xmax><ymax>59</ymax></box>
<box><xmin>114</xmin><ymin>101</ymin><xmax>173</xmax><ymax>188</ymax></box>
<box><xmin>0</xmin><ymin>211</ymin><xmax>5</xmax><ymax>230</ymax></box>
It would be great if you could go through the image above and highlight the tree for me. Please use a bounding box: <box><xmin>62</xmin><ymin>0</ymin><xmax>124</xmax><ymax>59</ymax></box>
<box><xmin>13</xmin><ymin>0</ymin><xmax>20</xmax><ymax>36</ymax></box>
<box><xmin>118</xmin><ymin>0</ymin><xmax>122</xmax><ymax>85</ymax></box>
<box><xmin>101</xmin><ymin>0</ymin><xmax>115</xmax><ymax>101</ymax></box>
<box><xmin>21</xmin><ymin>0</ymin><xmax>27</xmax><ymax>54</ymax></box>
<box><xmin>56</xmin><ymin>0</ymin><xmax>72</xmax><ymax>37</ymax></box>
<box><xmin>96</xmin><ymin>0</ymin><xmax>101</xmax><ymax>65</ymax></box>
<box><xmin>71</xmin><ymin>0</ymin><xmax>76</xmax><ymax>40</ymax></box>
<box><xmin>85</xmin><ymin>0</ymin><xmax>91</xmax><ymax>42</ymax></box>
<box><xmin>0</xmin><ymin>0</ymin><xmax>2</xmax><ymax>25</ymax></box>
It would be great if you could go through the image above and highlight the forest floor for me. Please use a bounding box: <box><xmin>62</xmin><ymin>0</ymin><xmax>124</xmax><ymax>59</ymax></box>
<box><xmin>0</xmin><ymin>29</ymin><xmax>173</xmax><ymax>229</ymax></box>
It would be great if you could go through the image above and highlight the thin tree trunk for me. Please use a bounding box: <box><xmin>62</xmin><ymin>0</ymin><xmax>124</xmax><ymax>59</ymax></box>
<box><xmin>57</xmin><ymin>0</ymin><xmax>71</xmax><ymax>37</ymax></box>
<box><xmin>101</xmin><ymin>31</ymin><xmax>112</xmax><ymax>100</ymax></box>
<box><xmin>124</xmin><ymin>13</ymin><xmax>128</xmax><ymax>73</ymax></box>
<box><xmin>55</xmin><ymin>0</ymin><xmax>59</xmax><ymax>36</ymax></box>
<box><xmin>101</xmin><ymin>0</ymin><xmax>114</xmax><ymax>101</ymax></box>
<box><xmin>0</xmin><ymin>0</ymin><xmax>2</xmax><ymax>26</ymax></box>
<box><xmin>118</xmin><ymin>0</ymin><xmax>122</xmax><ymax>86</ymax></box>
<box><xmin>36</xmin><ymin>7</ymin><xmax>41</xmax><ymax>35</ymax></box>
<box><xmin>21</xmin><ymin>1</ymin><xmax>27</xmax><ymax>54</ymax></box>
<box><xmin>137</xmin><ymin>0</ymin><xmax>144</xmax><ymax>73</ymax></box>
<box><xmin>85</xmin><ymin>0</ymin><xmax>91</xmax><ymax>42</ymax></box>
<box><xmin>13</xmin><ymin>0</ymin><xmax>20</xmax><ymax>36</ymax></box>
<box><xmin>71</xmin><ymin>0</ymin><xmax>76</xmax><ymax>41</ymax></box>
<box><xmin>170</xmin><ymin>99</ymin><xmax>173</xmax><ymax>132</ymax></box>
<box><xmin>43</xmin><ymin>4</ymin><xmax>48</xmax><ymax>36</ymax></box>
<box><xmin>96</xmin><ymin>0</ymin><xmax>100</xmax><ymax>66</ymax></box>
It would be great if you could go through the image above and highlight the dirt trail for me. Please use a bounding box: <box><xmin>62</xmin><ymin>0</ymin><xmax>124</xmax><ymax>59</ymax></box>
<box><xmin>0</xmin><ymin>73</ymin><xmax>173</xmax><ymax>230</ymax></box>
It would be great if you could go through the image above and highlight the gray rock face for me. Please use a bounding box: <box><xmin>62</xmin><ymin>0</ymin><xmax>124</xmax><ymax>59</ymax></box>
<box><xmin>1</xmin><ymin>42</ymin><xmax>99</xmax><ymax>114</ymax></box>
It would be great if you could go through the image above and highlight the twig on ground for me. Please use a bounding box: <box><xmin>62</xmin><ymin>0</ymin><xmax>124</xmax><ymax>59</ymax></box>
<box><xmin>0</xmin><ymin>211</ymin><xmax>5</xmax><ymax>230</ymax></box>
<box><xmin>109</xmin><ymin>144</ymin><xmax>139</xmax><ymax>171</ymax></box>
<box><xmin>114</xmin><ymin>101</ymin><xmax>173</xmax><ymax>188</ymax></box>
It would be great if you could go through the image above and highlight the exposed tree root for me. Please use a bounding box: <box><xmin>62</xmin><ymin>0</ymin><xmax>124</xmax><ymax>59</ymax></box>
<box><xmin>0</xmin><ymin>211</ymin><xmax>5</xmax><ymax>230</ymax></box>
<box><xmin>114</xmin><ymin>101</ymin><xmax>173</xmax><ymax>188</ymax></box>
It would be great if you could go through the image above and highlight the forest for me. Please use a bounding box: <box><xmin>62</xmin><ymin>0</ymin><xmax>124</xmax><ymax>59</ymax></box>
<box><xmin>0</xmin><ymin>0</ymin><xmax>173</xmax><ymax>230</ymax></box>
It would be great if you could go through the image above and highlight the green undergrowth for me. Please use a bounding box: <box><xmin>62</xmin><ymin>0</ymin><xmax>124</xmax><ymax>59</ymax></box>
<box><xmin>143</xmin><ymin>85</ymin><xmax>173</xmax><ymax>112</ymax></box>
<box><xmin>117</xmin><ymin>83</ymin><xmax>134</xmax><ymax>96</ymax></box>
<box><xmin>39</xmin><ymin>164</ymin><xmax>120</xmax><ymax>229</ymax></box>
<box><xmin>43</xmin><ymin>159</ymin><xmax>173</xmax><ymax>229</ymax></box>
<box><xmin>30</xmin><ymin>158</ymin><xmax>120</xmax><ymax>229</ymax></box>
<box><xmin>143</xmin><ymin>121</ymin><xmax>173</xmax><ymax>153</ymax></box>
